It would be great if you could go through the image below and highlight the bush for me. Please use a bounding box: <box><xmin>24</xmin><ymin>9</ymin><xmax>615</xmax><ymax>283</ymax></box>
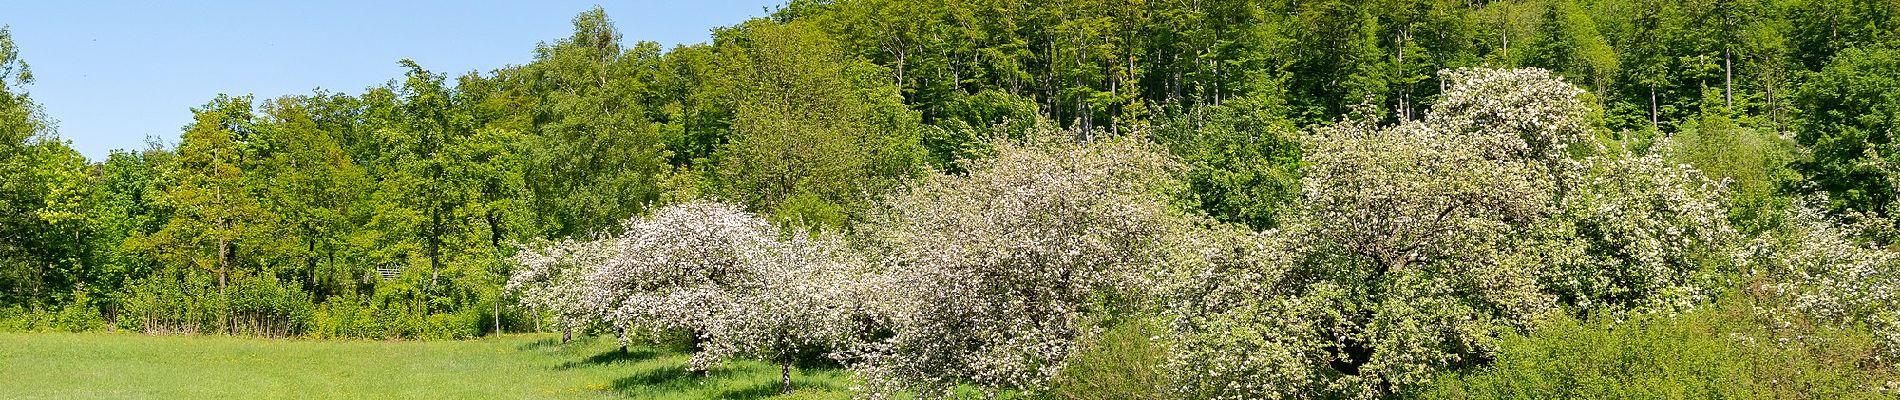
<box><xmin>119</xmin><ymin>270</ymin><xmax>314</xmax><ymax>337</ymax></box>
<box><xmin>1422</xmin><ymin>297</ymin><xmax>1897</xmax><ymax>399</ymax></box>
<box><xmin>0</xmin><ymin>305</ymin><xmax>50</xmax><ymax>332</ymax></box>
<box><xmin>310</xmin><ymin>292</ymin><xmax>380</xmax><ymax>339</ymax></box>
<box><xmin>307</xmin><ymin>272</ymin><xmax>495</xmax><ymax>340</ymax></box>
<box><xmin>224</xmin><ymin>274</ymin><xmax>315</xmax><ymax>337</ymax></box>
<box><xmin>1047</xmin><ymin>317</ymin><xmax>1170</xmax><ymax>400</ymax></box>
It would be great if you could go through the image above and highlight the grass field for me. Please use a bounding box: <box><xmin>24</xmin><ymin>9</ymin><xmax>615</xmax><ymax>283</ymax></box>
<box><xmin>0</xmin><ymin>332</ymin><xmax>855</xmax><ymax>399</ymax></box>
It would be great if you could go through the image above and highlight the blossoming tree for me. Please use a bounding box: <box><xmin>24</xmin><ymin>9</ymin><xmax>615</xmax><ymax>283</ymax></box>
<box><xmin>854</xmin><ymin>132</ymin><xmax>1196</xmax><ymax>398</ymax></box>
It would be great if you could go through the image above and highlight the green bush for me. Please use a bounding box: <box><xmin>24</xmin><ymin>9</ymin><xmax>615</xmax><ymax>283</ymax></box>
<box><xmin>0</xmin><ymin>292</ymin><xmax>109</xmax><ymax>333</ymax></box>
<box><xmin>1422</xmin><ymin>297</ymin><xmax>1896</xmax><ymax>399</ymax></box>
<box><xmin>118</xmin><ymin>270</ymin><xmax>314</xmax><ymax>337</ymax></box>
<box><xmin>310</xmin><ymin>292</ymin><xmax>379</xmax><ymax>339</ymax></box>
<box><xmin>1047</xmin><ymin>317</ymin><xmax>1171</xmax><ymax>400</ymax></box>
<box><xmin>51</xmin><ymin>291</ymin><xmax>108</xmax><ymax>332</ymax></box>
<box><xmin>0</xmin><ymin>305</ymin><xmax>49</xmax><ymax>332</ymax></box>
<box><xmin>306</xmin><ymin>271</ymin><xmax>496</xmax><ymax>340</ymax></box>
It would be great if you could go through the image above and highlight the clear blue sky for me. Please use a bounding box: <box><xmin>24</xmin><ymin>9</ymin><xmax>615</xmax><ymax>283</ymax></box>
<box><xmin>3</xmin><ymin>1</ymin><xmax>783</xmax><ymax>160</ymax></box>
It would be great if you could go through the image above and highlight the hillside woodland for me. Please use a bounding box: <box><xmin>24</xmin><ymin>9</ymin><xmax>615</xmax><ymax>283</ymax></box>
<box><xmin>3</xmin><ymin>0</ymin><xmax>1900</xmax><ymax>398</ymax></box>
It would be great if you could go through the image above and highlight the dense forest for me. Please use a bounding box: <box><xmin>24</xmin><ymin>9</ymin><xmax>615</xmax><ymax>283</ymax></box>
<box><xmin>3</xmin><ymin>0</ymin><xmax>1900</xmax><ymax>397</ymax></box>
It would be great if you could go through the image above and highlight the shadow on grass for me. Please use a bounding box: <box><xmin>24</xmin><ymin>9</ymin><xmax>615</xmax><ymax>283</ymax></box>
<box><xmin>610</xmin><ymin>364</ymin><xmax>695</xmax><ymax>391</ymax></box>
<box><xmin>515</xmin><ymin>337</ymin><xmax>562</xmax><ymax>351</ymax></box>
<box><xmin>604</xmin><ymin>362</ymin><xmax>850</xmax><ymax>399</ymax></box>
<box><xmin>555</xmin><ymin>348</ymin><xmax>661</xmax><ymax>370</ymax></box>
<box><xmin>715</xmin><ymin>381</ymin><xmax>786</xmax><ymax>400</ymax></box>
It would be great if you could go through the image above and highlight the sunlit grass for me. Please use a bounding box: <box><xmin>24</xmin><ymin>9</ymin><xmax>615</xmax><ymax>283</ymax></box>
<box><xmin>0</xmin><ymin>332</ymin><xmax>853</xmax><ymax>399</ymax></box>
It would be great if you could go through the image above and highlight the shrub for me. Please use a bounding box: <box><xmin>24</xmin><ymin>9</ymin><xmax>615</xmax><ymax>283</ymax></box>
<box><xmin>1541</xmin><ymin>153</ymin><xmax>1741</xmax><ymax>314</ymax></box>
<box><xmin>1422</xmin><ymin>297</ymin><xmax>1897</xmax><ymax>399</ymax></box>
<box><xmin>117</xmin><ymin>271</ymin><xmax>315</xmax><ymax>337</ymax></box>
<box><xmin>1047</xmin><ymin>317</ymin><xmax>1171</xmax><ymax>400</ymax></box>
<box><xmin>854</xmin><ymin>131</ymin><xmax>1194</xmax><ymax>398</ymax></box>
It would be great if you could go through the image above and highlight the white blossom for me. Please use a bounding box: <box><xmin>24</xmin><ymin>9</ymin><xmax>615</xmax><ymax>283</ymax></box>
<box><xmin>852</xmin><ymin>131</ymin><xmax>1193</xmax><ymax>398</ymax></box>
<box><xmin>508</xmin><ymin>236</ymin><xmax>618</xmax><ymax>334</ymax></box>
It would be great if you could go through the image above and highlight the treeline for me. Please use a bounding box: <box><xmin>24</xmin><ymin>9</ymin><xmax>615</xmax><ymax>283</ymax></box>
<box><xmin>0</xmin><ymin>0</ymin><xmax>1896</xmax><ymax>341</ymax></box>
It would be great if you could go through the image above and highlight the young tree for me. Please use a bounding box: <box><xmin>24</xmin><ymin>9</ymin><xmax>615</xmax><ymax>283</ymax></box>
<box><xmin>508</xmin><ymin>237</ymin><xmax>615</xmax><ymax>342</ymax></box>
<box><xmin>695</xmin><ymin>230</ymin><xmax>877</xmax><ymax>394</ymax></box>
<box><xmin>582</xmin><ymin>199</ymin><xmax>877</xmax><ymax>394</ymax></box>
<box><xmin>711</xmin><ymin>19</ymin><xmax>925</xmax><ymax>226</ymax></box>
<box><xmin>135</xmin><ymin>95</ymin><xmax>266</xmax><ymax>303</ymax></box>
<box><xmin>586</xmin><ymin>200</ymin><xmax>779</xmax><ymax>348</ymax></box>
<box><xmin>520</xmin><ymin>7</ymin><xmax>672</xmax><ymax>238</ymax></box>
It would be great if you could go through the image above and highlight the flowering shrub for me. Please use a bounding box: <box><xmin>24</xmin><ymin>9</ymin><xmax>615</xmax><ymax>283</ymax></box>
<box><xmin>1542</xmin><ymin>153</ymin><xmax>1741</xmax><ymax>313</ymax></box>
<box><xmin>852</xmin><ymin>132</ymin><xmax>1194</xmax><ymax>398</ymax></box>
<box><xmin>1426</xmin><ymin>67</ymin><xmax>1595</xmax><ymax>165</ymax></box>
<box><xmin>508</xmin><ymin>236</ymin><xmax>618</xmax><ymax>337</ymax></box>
<box><xmin>515</xmin><ymin>199</ymin><xmax>879</xmax><ymax>393</ymax></box>
<box><xmin>692</xmin><ymin>230</ymin><xmax>884</xmax><ymax>391</ymax></box>
<box><xmin>1163</xmin><ymin>226</ymin><xmax>1333</xmax><ymax>399</ymax></box>
<box><xmin>1753</xmin><ymin>203</ymin><xmax>1900</xmax><ymax>364</ymax></box>
<box><xmin>1166</xmin><ymin>67</ymin><xmax>1598</xmax><ymax>399</ymax></box>
<box><xmin>584</xmin><ymin>200</ymin><xmax>779</xmax><ymax>347</ymax></box>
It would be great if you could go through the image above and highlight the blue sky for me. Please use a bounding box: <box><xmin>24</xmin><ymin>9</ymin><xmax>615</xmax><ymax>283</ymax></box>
<box><xmin>3</xmin><ymin>1</ymin><xmax>783</xmax><ymax>159</ymax></box>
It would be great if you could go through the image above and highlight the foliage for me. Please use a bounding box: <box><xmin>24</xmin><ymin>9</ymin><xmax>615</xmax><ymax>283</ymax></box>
<box><xmin>1794</xmin><ymin>45</ymin><xmax>1900</xmax><ymax>228</ymax></box>
<box><xmin>1422</xmin><ymin>297</ymin><xmax>1898</xmax><ymax>399</ymax></box>
<box><xmin>1045</xmin><ymin>317</ymin><xmax>1171</xmax><ymax>400</ymax></box>
<box><xmin>517</xmin><ymin>8</ymin><xmax>672</xmax><ymax>238</ymax></box>
<box><xmin>119</xmin><ymin>270</ymin><xmax>314</xmax><ymax>337</ymax></box>
<box><xmin>1152</xmin><ymin>97</ymin><xmax>1303</xmax><ymax>230</ymax></box>
<box><xmin>1664</xmin><ymin>113</ymin><xmax>1800</xmax><ymax>232</ymax></box>
<box><xmin>710</xmin><ymin>19</ymin><xmax>925</xmax><ymax>225</ymax></box>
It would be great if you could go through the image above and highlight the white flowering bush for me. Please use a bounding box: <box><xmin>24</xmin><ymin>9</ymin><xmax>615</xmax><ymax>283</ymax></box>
<box><xmin>692</xmin><ymin>229</ymin><xmax>886</xmax><ymax>391</ymax></box>
<box><xmin>567</xmin><ymin>199</ymin><xmax>882</xmax><ymax>393</ymax></box>
<box><xmin>1295</xmin><ymin>119</ymin><xmax>1560</xmax><ymax>398</ymax></box>
<box><xmin>1162</xmin><ymin>226</ymin><xmax>1334</xmax><ymax>399</ymax></box>
<box><xmin>1425</xmin><ymin>67</ymin><xmax>1595</xmax><ymax>165</ymax></box>
<box><xmin>1542</xmin><ymin>153</ymin><xmax>1741</xmax><ymax>313</ymax></box>
<box><xmin>507</xmin><ymin>237</ymin><xmax>617</xmax><ymax>339</ymax></box>
<box><xmin>1166</xmin><ymin>67</ymin><xmax>1599</xmax><ymax>399</ymax></box>
<box><xmin>586</xmin><ymin>200</ymin><xmax>779</xmax><ymax>347</ymax></box>
<box><xmin>1752</xmin><ymin>203</ymin><xmax>1900</xmax><ymax>364</ymax></box>
<box><xmin>852</xmin><ymin>132</ymin><xmax>1194</xmax><ymax>398</ymax></box>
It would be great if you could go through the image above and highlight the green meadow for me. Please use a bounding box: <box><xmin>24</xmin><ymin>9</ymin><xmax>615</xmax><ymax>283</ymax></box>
<box><xmin>0</xmin><ymin>332</ymin><xmax>853</xmax><ymax>399</ymax></box>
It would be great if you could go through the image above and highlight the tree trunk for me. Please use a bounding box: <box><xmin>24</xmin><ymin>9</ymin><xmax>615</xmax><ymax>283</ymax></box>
<box><xmin>218</xmin><ymin>234</ymin><xmax>229</xmax><ymax>334</ymax></box>
<box><xmin>1724</xmin><ymin>48</ymin><xmax>1733</xmax><ymax>110</ymax></box>
<box><xmin>781</xmin><ymin>361</ymin><xmax>794</xmax><ymax>394</ymax></box>
<box><xmin>1650</xmin><ymin>85</ymin><xmax>1659</xmax><ymax>128</ymax></box>
<box><xmin>428</xmin><ymin>206</ymin><xmax>442</xmax><ymax>287</ymax></box>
